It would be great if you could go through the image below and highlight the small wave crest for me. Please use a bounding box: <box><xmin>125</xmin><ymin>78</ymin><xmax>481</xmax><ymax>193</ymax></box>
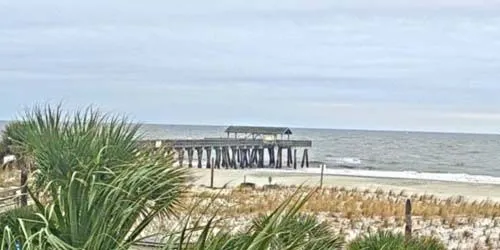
<box><xmin>254</xmin><ymin>168</ymin><xmax>500</xmax><ymax>185</ymax></box>
<box><xmin>324</xmin><ymin>156</ymin><xmax>373</xmax><ymax>170</ymax></box>
<box><xmin>326</xmin><ymin>157</ymin><xmax>362</xmax><ymax>165</ymax></box>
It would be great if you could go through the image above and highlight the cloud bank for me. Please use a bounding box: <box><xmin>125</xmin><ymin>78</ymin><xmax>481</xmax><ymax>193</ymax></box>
<box><xmin>1</xmin><ymin>0</ymin><xmax>500</xmax><ymax>133</ymax></box>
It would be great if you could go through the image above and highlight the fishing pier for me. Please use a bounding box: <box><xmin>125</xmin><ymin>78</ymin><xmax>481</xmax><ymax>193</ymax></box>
<box><xmin>140</xmin><ymin>126</ymin><xmax>312</xmax><ymax>169</ymax></box>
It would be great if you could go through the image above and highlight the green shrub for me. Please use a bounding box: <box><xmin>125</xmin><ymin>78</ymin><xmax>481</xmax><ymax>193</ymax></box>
<box><xmin>347</xmin><ymin>231</ymin><xmax>446</xmax><ymax>250</ymax></box>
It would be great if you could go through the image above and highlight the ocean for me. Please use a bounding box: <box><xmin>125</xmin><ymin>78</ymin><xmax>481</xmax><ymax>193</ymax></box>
<box><xmin>139</xmin><ymin>124</ymin><xmax>500</xmax><ymax>184</ymax></box>
<box><xmin>3</xmin><ymin>121</ymin><xmax>500</xmax><ymax>184</ymax></box>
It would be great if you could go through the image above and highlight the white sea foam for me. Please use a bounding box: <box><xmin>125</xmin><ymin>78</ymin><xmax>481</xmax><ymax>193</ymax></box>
<box><xmin>251</xmin><ymin>168</ymin><xmax>500</xmax><ymax>185</ymax></box>
<box><xmin>326</xmin><ymin>157</ymin><xmax>362</xmax><ymax>166</ymax></box>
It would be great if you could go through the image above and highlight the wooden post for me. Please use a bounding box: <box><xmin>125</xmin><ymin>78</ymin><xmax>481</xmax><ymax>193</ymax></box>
<box><xmin>305</xmin><ymin>149</ymin><xmax>309</xmax><ymax>168</ymax></box>
<box><xmin>248</xmin><ymin>148</ymin><xmax>255</xmax><ymax>168</ymax></box>
<box><xmin>320</xmin><ymin>164</ymin><xmax>324</xmax><ymax>188</ymax></box>
<box><xmin>205</xmin><ymin>147</ymin><xmax>212</xmax><ymax>168</ymax></box>
<box><xmin>20</xmin><ymin>165</ymin><xmax>28</xmax><ymax>207</ymax></box>
<box><xmin>405</xmin><ymin>199</ymin><xmax>412</xmax><ymax>241</ymax></box>
<box><xmin>236</xmin><ymin>148</ymin><xmax>240</xmax><ymax>163</ymax></box>
<box><xmin>177</xmin><ymin>148</ymin><xmax>185</xmax><ymax>167</ymax></box>
<box><xmin>247</xmin><ymin>148</ymin><xmax>251</xmax><ymax>168</ymax></box>
<box><xmin>196</xmin><ymin>147</ymin><xmax>203</xmax><ymax>168</ymax></box>
<box><xmin>252</xmin><ymin>148</ymin><xmax>259</xmax><ymax>167</ymax></box>
<box><xmin>277</xmin><ymin>147</ymin><xmax>282</xmax><ymax>168</ymax></box>
<box><xmin>287</xmin><ymin>147</ymin><xmax>292</xmax><ymax>167</ymax></box>
<box><xmin>210</xmin><ymin>158</ymin><xmax>215</xmax><ymax>189</ymax></box>
<box><xmin>293</xmin><ymin>149</ymin><xmax>297</xmax><ymax>169</ymax></box>
<box><xmin>225</xmin><ymin>147</ymin><xmax>231</xmax><ymax>169</ymax></box>
<box><xmin>187</xmin><ymin>148</ymin><xmax>194</xmax><ymax>168</ymax></box>
<box><xmin>240</xmin><ymin>148</ymin><xmax>246</xmax><ymax>168</ymax></box>
<box><xmin>259</xmin><ymin>148</ymin><xmax>264</xmax><ymax>168</ymax></box>
<box><xmin>215</xmin><ymin>147</ymin><xmax>221</xmax><ymax>168</ymax></box>
<box><xmin>268</xmin><ymin>147</ymin><xmax>275</xmax><ymax>167</ymax></box>
<box><xmin>221</xmin><ymin>147</ymin><xmax>227</xmax><ymax>168</ymax></box>
<box><xmin>301</xmin><ymin>149</ymin><xmax>306</xmax><ymax>168</ymax></box>
<box><xmin>231</xmin><ymin>147</ymin><xmax>237</xmax><ymax>169</ymax></box>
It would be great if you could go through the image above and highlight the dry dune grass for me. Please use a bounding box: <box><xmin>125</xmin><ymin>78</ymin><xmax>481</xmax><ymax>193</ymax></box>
<box><xmin>182</xmin><ymin>185</ymin><xmax>500</xmax><ymax>220</ymax></box>
<box><xmin>0</xmin><ymin>169</ymin><xmax>19</xmax><ymax>188</ymax></box>
<box><xmin>161</xmin><ymin>185</ymin><xmax>500</xmax><ymax>249</ymax></box>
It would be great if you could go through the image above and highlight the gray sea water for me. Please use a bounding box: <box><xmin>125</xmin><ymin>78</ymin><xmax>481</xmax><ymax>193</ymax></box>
<box><xmin>2</xmin><ymin>121</ymin><xmax>500</xmax><ymax>178</ymax></box>
<box><xmin>139</xmin><ymin>124</ymin><xmax>500</xmax><ymax>178</ymax></box>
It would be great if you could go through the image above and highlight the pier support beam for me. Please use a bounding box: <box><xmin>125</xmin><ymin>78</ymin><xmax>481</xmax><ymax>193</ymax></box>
<box><xmin>293</xmin><ymin>148</ymin><xmax>297</xmax><ymax>169</ymax></box>
<box><xmin>236</xmin><ymin>148</ymin><xmax>240</xmax><ymax>163</ymax></box>
<box><xmin>252</xmin><ymin>147</ymin><xmax>259</xmax><ymax>167</ymax></box>
<box><xmin>249</xmin><ymin>148</ymin><xmax>256</xmax><ymax>167</ymax></box>
<box><xmin>187</xmin><ymin>148</ymin><xmax>194</xmax><ymax>168</ymax></box>
<box><xmin>215</xmin><ymin>147</ymin><xmax>221</xmax><ymax>168</ymax></box>
<box><xmin>277</xmin><ymin>147</ymin><xmax>282</xmax><ymax>168</ymax></box>
<box><xmin>258</xmin><ymin>148</ymin><xmax>265</xmax><ymax>168</ymax></box>
<box><xmin>287</xmin><ymin>147</ymin><xmax>292</xmax><ymax>167</ymax></box>
<box><xmin>240</xmin><ymin>148</ymin><xmax>247</xmax><ymax>168</ymax></box>
<box><xmin>205</xmin><ymin>147</ymin><xmax>212</xmax><ymax>168</ymax></box>
<box><xmin>222</xmin><ymin>147</ymin><xmax>231</xmax><ymax>169</ymax></box>
<box><xmin>268</xmin><ymin>147</ymin><xmax>275</xmax><ymax>168</ymax></box>
<box><xmin>196</xmin><ymin>147</ymin><xmax>203</xmax><ymax>168</ymax></box>
<box><xmin>231</xmin><ymin>146</ymin><xmax>237</xmax><ymax>169</ymax></box>
<box><xmin>221</xmin><ymin>147</ymin><xmax>227</xmax><ymax>168</ymax></box>
<box><xmin>177</xmin><ymin>148</ymin><xmax>185</xmax><ymax>167</ymax></box>
<box><xmin>301</xmin><ymin>148</ymin><xmax>309</xmax><ymax>168</ymax></box>
<box><xmin>247</xmin><ymin>148</ymin><xmax>252</xmax><ymax>168</ymax></box>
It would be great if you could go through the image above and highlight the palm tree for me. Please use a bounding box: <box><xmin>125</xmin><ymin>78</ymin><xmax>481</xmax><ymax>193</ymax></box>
<box><xmin>0</xmin><ymin>104</ymin><xmax>189</xmax><ymax>249</ymax></box>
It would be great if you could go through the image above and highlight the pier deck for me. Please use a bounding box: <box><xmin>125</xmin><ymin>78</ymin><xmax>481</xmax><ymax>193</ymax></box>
<box><xmin>138</xmin><ymin>126</ymin><xmax>312</xmax><ymax>169</ymax></box>
<box><xmin>140</xmin><ymin>138</ymin><xmax>312</xmax><ymax>148</ymax></box>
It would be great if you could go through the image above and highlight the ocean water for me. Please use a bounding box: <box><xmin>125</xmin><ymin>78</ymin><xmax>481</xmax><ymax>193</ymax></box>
<box><xmin>3</xmin><ymin>121</ymin><xmax>500</xmax><ymax>184</ymax></box>
<box><xmin>139</xmin><ymin>124</ymin><xmax>500</xmax><ymax>184</ymax></box>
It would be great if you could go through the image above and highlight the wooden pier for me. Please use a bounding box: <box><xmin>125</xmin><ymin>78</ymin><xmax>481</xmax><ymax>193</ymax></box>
<box><xmin>139</xmin><ymin>126</ymin><xmax>312</xmax><ymax>169</ymax></box>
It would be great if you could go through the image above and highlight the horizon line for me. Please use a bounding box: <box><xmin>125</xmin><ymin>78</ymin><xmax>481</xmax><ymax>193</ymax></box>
<box><xmin>0</xmin><ymin>119</ymin><xmax>498</xmax><ymax>136</ymax></box>
<box><xmin>138</xmin><ymin>121</ymin><xmax>500</xmax><ymax>136</ymax></box>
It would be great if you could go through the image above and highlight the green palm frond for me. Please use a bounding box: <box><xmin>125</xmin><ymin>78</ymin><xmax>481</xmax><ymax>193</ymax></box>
<box><xmin>0</xmin><ymin>104</ymin><xmax>189</xmax><ymax>249</ymax></box>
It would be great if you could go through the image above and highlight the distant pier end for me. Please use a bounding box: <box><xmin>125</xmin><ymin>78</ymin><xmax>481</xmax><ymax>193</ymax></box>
<box><xmin>139</xmin><ymin>125</ymin><xmax>312</xmax><ymax>169</ymax></box>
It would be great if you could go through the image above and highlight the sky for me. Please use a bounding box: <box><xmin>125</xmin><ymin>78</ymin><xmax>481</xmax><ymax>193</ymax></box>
<box><xmin>1</xmin><ymin>0</ymin><xmax>500</xmax><ymax>133</ymax></box>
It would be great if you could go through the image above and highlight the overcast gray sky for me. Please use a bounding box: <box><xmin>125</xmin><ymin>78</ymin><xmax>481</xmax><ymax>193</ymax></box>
<box><xmin>1</xmin><ymin>0</ymin><xmax>500</xmax><ymax>133</ymax></box>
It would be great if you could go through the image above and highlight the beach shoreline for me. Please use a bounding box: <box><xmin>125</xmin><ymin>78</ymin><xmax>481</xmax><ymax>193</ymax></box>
<box><xmin>188</xmin><ymin>168</ymin><xmax>500</xmax><ymax>202</ymax></box>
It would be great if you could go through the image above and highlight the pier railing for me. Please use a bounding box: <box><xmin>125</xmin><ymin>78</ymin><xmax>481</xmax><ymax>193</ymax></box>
<box><xmin>139</xmin><ymin>138</ymin><xmax>312</xmax><ymax>148</ymax></box>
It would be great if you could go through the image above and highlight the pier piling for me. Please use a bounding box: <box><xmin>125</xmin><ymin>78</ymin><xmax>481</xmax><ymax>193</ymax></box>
<box><xmin>293</xmin><ymin>149</ymin><xmax>297</xmax><ymax>169</ymax></box>
<box><xmin>196</xmin><ymin>147</ymin><xmax>203</xmax><ymax>168</ymax></box>
<box><xmin>205</xmin><ymin>147</ymin><xmax>212</xmax><ymax>168</ymax></box>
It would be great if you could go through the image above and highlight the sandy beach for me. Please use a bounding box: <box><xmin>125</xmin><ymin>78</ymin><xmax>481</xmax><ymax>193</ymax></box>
<box><xmin>138</xmin><ymin>168</ymin><xmax>500</xmax><ymax>249</ymax></box>
<box><xmin>188</xmin><ymin>168</ymin><xmax>500</xmax><ymax>202</ymax></box>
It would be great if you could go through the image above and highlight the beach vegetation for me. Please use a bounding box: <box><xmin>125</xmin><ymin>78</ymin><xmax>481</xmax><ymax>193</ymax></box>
<box><xmin>347</xmin><ymin>231</ymin><xmax>446</xmax><ymax>250</ymax></box>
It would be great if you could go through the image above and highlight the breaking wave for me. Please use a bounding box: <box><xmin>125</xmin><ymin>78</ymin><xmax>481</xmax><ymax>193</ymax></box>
<box><xmin>254</xmin><ymin>168</ymin><xmax>500</xmax><ymax>185</ymax></box>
